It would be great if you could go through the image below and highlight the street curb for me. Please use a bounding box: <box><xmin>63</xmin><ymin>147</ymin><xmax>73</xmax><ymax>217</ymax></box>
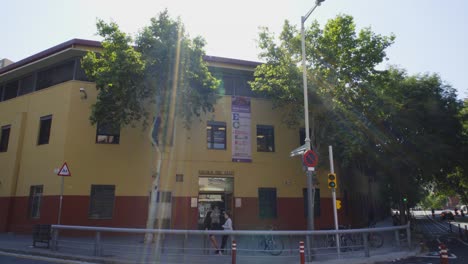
<box><xmin>0</xmin><ymin>247</ymin><xmax>112</xmax><ymax>264</ymax></box>
<box><xmin>307</xmin><ymin>249</ymin><xmax>419</xmax><ymax>264</ymax></box>
<box><xmin>0</xmin><ymin>246</ymin><xmax>419</xmax><ymax>264</ymax></box>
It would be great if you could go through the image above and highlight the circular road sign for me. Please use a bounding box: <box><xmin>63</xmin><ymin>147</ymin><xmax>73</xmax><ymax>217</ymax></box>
<box><xmin>303</xmin><ymin>150</ymin><xmax>318</xmax><ymax>167</ymax></box>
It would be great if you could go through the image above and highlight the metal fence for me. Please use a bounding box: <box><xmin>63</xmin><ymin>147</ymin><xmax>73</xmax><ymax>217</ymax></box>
<box><xmin>50</xmin><ymin>223</ymin><xmax>411</xmax><ymax>263</ymax></box>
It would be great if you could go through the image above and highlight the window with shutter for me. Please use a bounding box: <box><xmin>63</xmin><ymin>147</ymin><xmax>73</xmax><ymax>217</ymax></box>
<box><xmin>258</xmin><ymin>188</ymin><xmax>277</xmax><ymax>219</ymax></box>
<box><xmin>29</xmin><ymin>185</ymin><xmax>43</xmax><ymax>219</ymax></box>
<box><xmin>303</xmin><ymin>188</ymin><xmax>321</xmax><ymax>218</ymax></box>
<box><xmin>88</xmin><ymin>185</ymin><xmax>115</xmax><ymax>219</ymax></box>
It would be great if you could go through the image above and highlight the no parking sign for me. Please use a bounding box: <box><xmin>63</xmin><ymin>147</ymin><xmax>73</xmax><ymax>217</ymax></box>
<box><xmin>303</xmin><ymin>150</ymin><xmax>318</xmax><ymax>168</ymax></box>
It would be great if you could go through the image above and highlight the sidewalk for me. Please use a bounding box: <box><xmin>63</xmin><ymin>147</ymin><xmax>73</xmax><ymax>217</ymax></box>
<box><xmin>0</xmin><ymin>218</ymin><xmax>418</xmax><ymax>264</ymax></box>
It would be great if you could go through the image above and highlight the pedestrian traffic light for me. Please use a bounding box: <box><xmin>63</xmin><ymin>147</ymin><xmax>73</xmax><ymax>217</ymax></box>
<box><xmin>336</xmin><ymin>199</ymin><xmax>342</xmax><ymax>210</ymax></box>
<box><xmin>328</xmin><ymin>173</ymin><xmax>337</xmax><ymax>189</ymax></box>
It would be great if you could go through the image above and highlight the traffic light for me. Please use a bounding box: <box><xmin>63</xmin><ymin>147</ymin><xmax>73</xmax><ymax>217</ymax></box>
<box><xmin>328</xmin><ymin>173</ymin><xmax>337</xmax><ymax>189</ymax></box>
<box><xmin>403</xmin><ymin>197</ymin><xmax>408</xmax><ymax>203</ymax></box>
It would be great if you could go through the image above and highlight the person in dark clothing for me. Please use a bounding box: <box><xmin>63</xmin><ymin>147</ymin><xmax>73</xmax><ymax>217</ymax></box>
<box><xmin>203</xmin><ymin>211</ymin><xmax>219</xmax><ymax>253</ymax></box>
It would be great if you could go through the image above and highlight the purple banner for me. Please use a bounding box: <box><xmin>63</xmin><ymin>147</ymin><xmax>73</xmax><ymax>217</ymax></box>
<box><xmin>232</xmin><ymin>96</ymin><xmax>252</xmax><ymax>162</ymax></box>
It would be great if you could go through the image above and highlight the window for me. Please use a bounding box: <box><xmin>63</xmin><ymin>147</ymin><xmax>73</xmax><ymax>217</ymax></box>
<box><xmin>29</xmin><ymin>185</ymin><xmax>43</xmax><ymax>219</ymax></box>
<box><xmin>75</xmin><ymin>58</ymin><xmax>90</xmax><ymax>81</ymax></box>
<box><xmin>4</xmin><ymin>80</ymin><xmax>19</xmax><ymax>100</ymax></box>
<box><xmin>207</xmin><ymin>121</ymin><xmax>226</xmax><ymax>149</ymax></box>
<box><xmin>89</xmin><ymin>185</ymin><xmax>115</xmax><ymax>219</ymax></box>
<box><xmin>176</xmin><ymin>174</ymin><xmax>184</xmax><ymax>182</ymax></box>
<box><xmin>0</xmin><ymin>125</ymin><xmax>11</xmax><ymax>152</ymax></box>
<box><xmin>303</xmin><ymin>188</ymin><xmax>320</xmax><ymax>218</ymax></box>
<box><xmin>36</xmin><ymin>60</ymin><xmax>74</xmax><ymax>91</ymax></box>
<box><xmin>0</xmin><ymin>84</ymin><xmax>4</xmax><ymax>101</ymax></box>
<box><xmin>214</xmin><ymin>68</ymin><xmax>256</xmax><ymax>97</ymax></box>
<box><xmin>258</xmin><ymin>188</ymin><xmax>277</xmax><ymax>219</ymax></box>
<box><xmin>38</xmin><ymin>115</ymin><xmax>52</xmax><ymax>145</ymax></box>
<box><xmin>257</xmin><ymin>125</ymin><xmax>275</xmax><ymax>152</ymax></box>
<box><xmin>96</xmin><ymin>123</ymin><xmax>120</xmax><ymax>144</ymax></box>
<box><xmin>18</xmin><ymin>74</ymin><xmax>35</xmax><ymax>95</ymax></box>
<box><xmin>157</xmin><ymin>191</ymin><xmax>172</xmax><ymax>203</ymax></box>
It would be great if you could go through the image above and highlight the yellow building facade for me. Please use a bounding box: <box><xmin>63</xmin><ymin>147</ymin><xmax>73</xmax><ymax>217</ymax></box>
<box><xmin>0</xmin><ymin>39</ymin><xmax>353</xmax><ymax>233</ymax></box>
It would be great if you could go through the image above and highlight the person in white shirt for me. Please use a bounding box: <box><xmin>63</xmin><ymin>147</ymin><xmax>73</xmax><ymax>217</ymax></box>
<box><xmin>220</xmin><ymin>211</ymin><xmax>232</xmax><ymax>254</ymax></box>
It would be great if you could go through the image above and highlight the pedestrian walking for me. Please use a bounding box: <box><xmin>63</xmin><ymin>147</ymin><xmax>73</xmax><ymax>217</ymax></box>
<box><xmin>204</xmin><ymin>211</ymin><xmax>220</xmax><ymax>254</ymax></box>
<box><xmin>220</xmin><ymin>211</ymin><xmax>233</xmax><ymax>254</ymax></box>
<box><xmin>211</xmin><ymin>205</ymin><xmax>221</xmax><ymax>230</ymax></box>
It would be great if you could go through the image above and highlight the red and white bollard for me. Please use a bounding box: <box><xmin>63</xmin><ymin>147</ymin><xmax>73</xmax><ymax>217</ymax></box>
<box><xmin>299</xmin><ymin>241</ymin><xmax>305</xmax><ymax>264</ymax></box>
<box><xmin>231</xmin><ymin>240</ymin><xmax>237</xmax><ymax>264</ymax></box>
<box><xmin>439</xmin><ymin>243</ymin><xmax>448</xmax><ymax>264</ymax></box>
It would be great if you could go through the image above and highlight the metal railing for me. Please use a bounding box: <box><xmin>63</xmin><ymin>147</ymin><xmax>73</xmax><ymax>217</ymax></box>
<box><xmin>50</xmin><ymin>222</ymin><xmax>411</xmax><ymax>263</ymax></box>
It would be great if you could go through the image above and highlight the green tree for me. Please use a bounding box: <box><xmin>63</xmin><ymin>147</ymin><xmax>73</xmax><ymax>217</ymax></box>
<box><xmin>81</xmin><ymin>20</ymin><xmax>149</xmax><ymax>130</ymax></box>
<box><xmin>252</xmin><ymin>14</ymin><xmax>466</xmax><ymax>222</ymax></box>
<box><xmin>82</xmin><ymin>11</ymin><xmax>220</xmax><ymax>236</ymax></box>
<box><xmin>82</xmin><ymin>10</ymin><xmax>219</xmax><ymax>138</ymax></box>
<box><xmin>251</xmin><ymin>15</ymin><xmax>395</xmax><ymax>157</ymax></box>
<box><xmin>251</xmin><ymin>15</ymin><xmax>395</xmax><ymax>225</ymax></box>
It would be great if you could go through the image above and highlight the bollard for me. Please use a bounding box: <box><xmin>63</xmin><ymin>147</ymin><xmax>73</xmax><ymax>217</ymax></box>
<box><xmin>465</xmin><ymin>225</ymin><xmax>468</xmax><ymax>240</ymax></box>
<box><xmin>299</xmin><ymin>241</ymin><xmax>305</xmax><ymax>264</ymax></box>
<box><xmin>439</xmin><ymin>243</ymin><xmax>448</xmax><ymax>264</ymax></box>
<box><xmin>231</xmin><ymin>240</ymin><xmax>237</xmax><ymax>264</ymax></box>
<box><xmin>94</xmin><ymin>231</ymin><xmax>102</xmax><ymax>257</ymax></box>
<box><xmin>449</xmin><ymin>223</ymin><xmax>452</xmax><ymax>233</ymax></box>
<box><xmin>459</xmin><ymin>224</ymin><xmax>462</xmax><ymax>239</ymax></box>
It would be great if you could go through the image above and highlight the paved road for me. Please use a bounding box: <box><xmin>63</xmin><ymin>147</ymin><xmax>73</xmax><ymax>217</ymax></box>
<box><xmin>0</xmin><ymin>254</ymin><xmax>60</xmax><ymax>264</ymax></box>
<box><xmin>0</xmin><ymin>251</ymin><xmax>94</xmax><ymax>264</ymax></box>
<box><xmin>377</xmin><ymin>210</ymin><xmax>468</xmax><ymax>264</ymax></box>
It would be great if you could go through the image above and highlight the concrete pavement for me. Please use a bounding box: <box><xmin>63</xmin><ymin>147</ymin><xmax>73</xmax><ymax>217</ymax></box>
<box><xmin>0</xmin><ymin>218</ymin><xmax>419</xmax><ymax>264</ymax></box>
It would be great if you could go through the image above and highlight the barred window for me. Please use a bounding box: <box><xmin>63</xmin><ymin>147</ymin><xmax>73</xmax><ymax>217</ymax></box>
<box><xmin>258</xmin><ymin>188</ymin><xmax>277</xmax><ymax>219</ymax></box>
<box><xmin>88</xmin><ymin>185</ymin><xmax>115</xmax><ymax>219</ymax></box>
<box><xmin>29</xmin><ymin>185</ymin><xmax>43</xmax><ymax>219</ymax></box>
<box><xmin>303</xmin><ymin>188</ymin><xmax>321</xmax><ymax>218</ymax></box>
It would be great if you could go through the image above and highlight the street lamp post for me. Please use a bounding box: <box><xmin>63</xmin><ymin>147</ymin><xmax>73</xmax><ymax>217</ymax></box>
<box><xmin>302</xmin><ymin>0</ymin><xmax>325</xmax><ymax>232</ymax></box>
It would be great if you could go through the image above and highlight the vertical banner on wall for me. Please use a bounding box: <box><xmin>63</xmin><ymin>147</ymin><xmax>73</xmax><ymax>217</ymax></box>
<box><xmin>231</xmin><ymin>96</ymin><xmax>252</xmax><ymax>162</ymax></box>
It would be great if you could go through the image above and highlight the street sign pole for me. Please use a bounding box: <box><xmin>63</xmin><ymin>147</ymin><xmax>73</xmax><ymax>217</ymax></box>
<box><xmin>302</xmin><ymin>150</ymin><xmax>318</xmax><ymax>262</ymax></box>
<box><xmin>329</xmin><ymin>145</ymin><xmax>340</xmax><ymax>256</ymax></box>
<box><xmin>58</xmin><ymin>176</ymin><xmax>64</xmax><ymax>225</ymax></box>
<box><xmin>56</xmin><ymin>162</ymin><xmax>71</xmax><ymax>225</ymax></box>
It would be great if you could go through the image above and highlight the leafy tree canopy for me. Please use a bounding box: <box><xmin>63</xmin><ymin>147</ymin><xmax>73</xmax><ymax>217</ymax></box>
<box><xmin>251</xmin><ymin>14</ymin><xmax>467</xmax><ymax>209</ymax></box>
<box><xmin>82</xmin><ymin>20</ymin><xmax>148</xmax><ymax>129</ymax></box>
<box><xmin>251</xmin><ymin>14</ymin><xmax>395</xmax><ymax>156</ymax></box>
<box><xmin>82</xmin><ymin>10</ymin><xmax>220</xmax><ymax>140</ymax></box>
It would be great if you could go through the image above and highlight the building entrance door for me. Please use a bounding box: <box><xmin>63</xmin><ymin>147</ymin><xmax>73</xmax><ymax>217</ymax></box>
<box><xmin>198</xmin><ymin>177</ymin><xmax>233</xmax><ymax>229</ymax></box>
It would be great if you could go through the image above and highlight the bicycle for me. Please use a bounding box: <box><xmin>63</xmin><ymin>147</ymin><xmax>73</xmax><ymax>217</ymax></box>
<box><xmin>367</xmin><ymin>222</ymin><xmax>384</xmax><ymax>248</ymax></box>
<box><xmin>258</xmin><ymin>225</ymin><xmax>284</xmax><ymax>256</ymax></box>
<box><xmin>327</xmin><ymin>224</ymin><xmax>383</xmax><ymax>251</ymax></box>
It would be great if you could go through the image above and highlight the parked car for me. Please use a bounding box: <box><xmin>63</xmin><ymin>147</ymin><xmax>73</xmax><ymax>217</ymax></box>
<box><xmin>441</xmin><ymin>211</ymin><xmax>455</xmax><ymax>220</ymax></box>
<box><xmin>461</xmin><ymin>205</ymin><xmax>467</xmax><ymax>213</ymax></box>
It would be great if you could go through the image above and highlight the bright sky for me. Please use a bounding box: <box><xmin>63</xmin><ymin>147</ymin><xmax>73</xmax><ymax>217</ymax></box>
<box><xmin>1</xmin><ymin>0</ymin><xmax>467</xmax><ymax>99</ymax></box>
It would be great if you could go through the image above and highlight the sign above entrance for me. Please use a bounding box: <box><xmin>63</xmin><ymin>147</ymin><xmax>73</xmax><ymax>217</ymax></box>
<box><xmin>57</xmin><ymin>162</ymin><xmax>71</xmax><ymax>177</ymax></box>
<box><xmin>199</xmin><ymin>170</ymin><xmax>234</xmax><ymax>176</ymax></box>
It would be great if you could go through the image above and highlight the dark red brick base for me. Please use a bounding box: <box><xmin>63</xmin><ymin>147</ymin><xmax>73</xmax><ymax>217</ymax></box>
<box><xmin>1</xmin><ymin>195</ymin><xmax>349</xmax><ymax>233</ymax></box>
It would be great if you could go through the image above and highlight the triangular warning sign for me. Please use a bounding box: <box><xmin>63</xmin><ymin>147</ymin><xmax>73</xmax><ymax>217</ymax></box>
<box><xmin>57</xmin><ymin>162</ymin><xmax>71</xmax><ymax>176</ymax></box>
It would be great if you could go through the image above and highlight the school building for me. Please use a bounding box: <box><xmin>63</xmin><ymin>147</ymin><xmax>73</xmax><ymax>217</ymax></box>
<box><xmin>0</xmin><ymin>39</ymin><xmax>379</xmax><ymax>233</ymax></box>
